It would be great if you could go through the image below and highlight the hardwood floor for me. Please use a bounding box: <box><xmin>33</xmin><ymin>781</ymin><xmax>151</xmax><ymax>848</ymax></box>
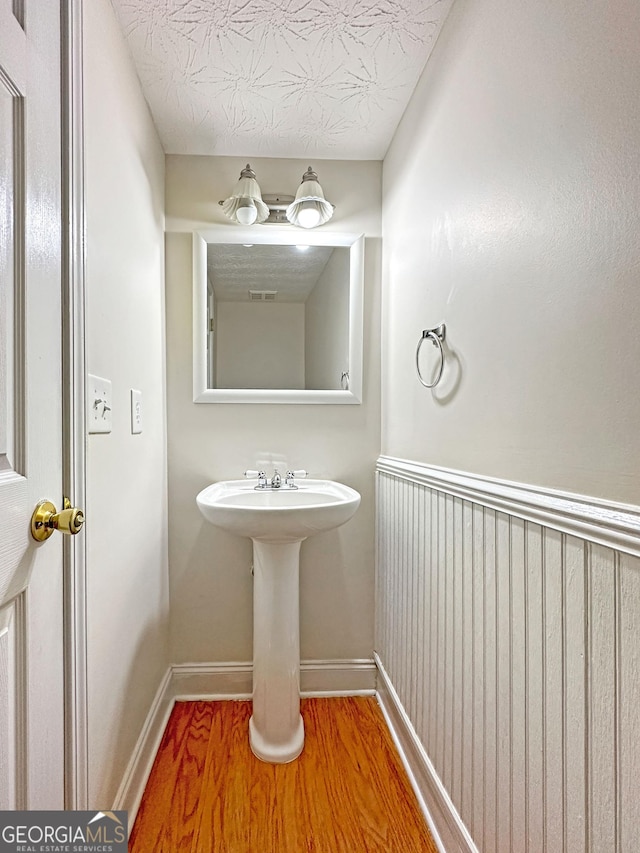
<box><xmin>129</xmin><ymin>696</ymin><xmax>438</xmax><ymax>852</ymax></box>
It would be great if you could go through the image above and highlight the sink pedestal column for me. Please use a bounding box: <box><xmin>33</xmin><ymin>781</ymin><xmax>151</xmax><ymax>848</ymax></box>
<box><xmin>249</xmin><ymin>539</ymin><xmax>305</xmax><ymax>763</ymax></box>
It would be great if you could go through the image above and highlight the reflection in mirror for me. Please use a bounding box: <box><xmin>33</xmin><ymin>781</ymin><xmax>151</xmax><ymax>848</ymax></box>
<box><xmin>207</xmin><ymin>244</ymin><xmax>349</xmax><ymax>391</ymax></box>
<box><xmin>193</xmin><ymin>230</ymin><xmax>364</xmax><ymax>404</ymax></box>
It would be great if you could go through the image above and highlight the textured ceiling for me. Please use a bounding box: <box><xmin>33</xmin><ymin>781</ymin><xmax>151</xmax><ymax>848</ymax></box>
<box><xmin>110</xmin><ymin>0</ymin><xmax>454</xmax><ymax>159</ymax></box>
<box><xmin>207</xmin><ymin>244</ymin><xmax>339</xmax><ymax>301</ymax></box>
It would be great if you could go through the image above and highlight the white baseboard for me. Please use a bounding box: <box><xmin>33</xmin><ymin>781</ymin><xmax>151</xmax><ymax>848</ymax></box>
<box><xmin>302</xmin><ymin>658</ymin><xmax>376</xmax><ymax>696</ymax></box>
<box><xmin>172</xmin><ymin>660</ymin><xmax>253</xmax><ymax>699</ymax></box>
<box><xmin>375</xmin><ymin>654</ymin><xmax>478</xmax><ymax>853</ymax></box>
<box><xmin>172</xmin><ymin>657</ymin><xmax>376</xmax><ymax>699</ymax></box>
<box><xmin>113</xmin><ymin>666</ymin><xmax>174</xmax><ymax>830</ymax></box>
<box><xmin>117</xmin><ymin>658</ymin><xmax>376</xmax><ymax>829</ymax></box>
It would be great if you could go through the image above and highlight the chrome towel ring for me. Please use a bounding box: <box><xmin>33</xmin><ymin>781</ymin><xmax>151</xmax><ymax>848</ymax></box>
<box><xmin>416</xmin><ymin>323</ymin><xmax>446</xmax><ymax>388</ymax></box>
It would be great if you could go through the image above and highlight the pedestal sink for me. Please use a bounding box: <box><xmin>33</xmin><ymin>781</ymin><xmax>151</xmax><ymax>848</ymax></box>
<box><xmin>196</xmin><ymin>478</ymin><xmax>361</xmax><ymax>763</ymax></box>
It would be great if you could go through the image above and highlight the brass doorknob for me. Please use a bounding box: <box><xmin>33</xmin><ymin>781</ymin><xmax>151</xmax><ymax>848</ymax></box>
<box><xmin>31</xmin><ymin>499</ymin><xmax>85</xmax><ymax>542</ymax></box>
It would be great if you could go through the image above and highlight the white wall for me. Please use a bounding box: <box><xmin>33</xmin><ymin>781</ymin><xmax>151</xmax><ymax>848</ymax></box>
<box><xmin>84</xmin><ymin>0</ymin><xmax>169</xmax><ymax>807</ymax></box>
<box><xmin>216</xmin><ymin>302</ymin><xmax>305</xmax><ymax>389</ymax></box>
<box><xmin>382</xmin><ymin>0</ymin><xmax>640</xmax><ymax>505</ymax></box>
<box><xmin>379</xmin><ymin>0</ymin><xmax>640</xmax><ymax>849</ymax></box>
<box><xmin>305</xmin><ymin>248</ymin><xmax>350</xmax><ymax>390</ymax></box>
<box><xmin>165</xmin><ymin>155</ymin><xmax>381</xmax><ymax>666</ymax></box>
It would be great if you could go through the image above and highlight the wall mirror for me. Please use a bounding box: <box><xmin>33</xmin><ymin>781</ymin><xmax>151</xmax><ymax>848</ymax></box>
<box><xmin>193</xmin><ymin>229</ymin><xmax>364</xmax><ymax>404</ymax></box>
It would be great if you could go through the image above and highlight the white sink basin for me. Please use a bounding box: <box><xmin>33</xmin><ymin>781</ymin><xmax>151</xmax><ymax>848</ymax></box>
<box><xmin>196</xmin><ymin>478</ymin><xmax>361</xmax><ymax>543</ymax></box>
<box><xmin>196</xmin><ymin>476</ymin><xmax>361</xmax><ymax>764</ymax></box>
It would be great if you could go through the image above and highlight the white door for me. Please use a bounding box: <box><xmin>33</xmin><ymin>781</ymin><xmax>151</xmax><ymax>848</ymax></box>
<box><xmin>0</xmin><ymin>0</ymin><xmax>74</xmax><ymax>808</ymax></box>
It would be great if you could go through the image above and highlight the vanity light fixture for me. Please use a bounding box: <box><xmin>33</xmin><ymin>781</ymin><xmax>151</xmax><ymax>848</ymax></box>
<box><xmin>286</xmin><ymin>167</ymin><xmax>334</xmax><ymax>229</ymax></box>
<box><xmin>219</xmin><ymin>164</ymin><xmax>334</xmax><ymax>228</ymax></box>
<box><xmin>220</xmin><ymin>164</ymin><xmax>269</xmax><ymax>226</ymax></box>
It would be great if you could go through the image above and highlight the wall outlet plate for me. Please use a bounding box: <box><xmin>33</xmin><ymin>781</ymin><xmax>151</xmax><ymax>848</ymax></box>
<box><xmin>131</xmin><ymin>389</ymin><xmax>142</xmax><ymax>434</ymax></box>
<box><xmin>88</xmin><ymin>374</ymin><xmax>112</xmax><ymax>434</ymax></box>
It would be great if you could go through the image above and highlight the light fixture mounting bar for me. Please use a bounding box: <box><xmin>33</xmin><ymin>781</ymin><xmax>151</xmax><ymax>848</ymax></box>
<box><xmin>261</xmin><ymin>194</ymin><xmax>295</xmax><ymax>225</ymax></box>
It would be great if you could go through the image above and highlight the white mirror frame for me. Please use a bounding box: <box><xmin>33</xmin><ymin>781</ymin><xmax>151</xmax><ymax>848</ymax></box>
<box><xmin>193</xmin><ymin>229</ymin><xmax>364</xmax><ymax>404</ymax></box>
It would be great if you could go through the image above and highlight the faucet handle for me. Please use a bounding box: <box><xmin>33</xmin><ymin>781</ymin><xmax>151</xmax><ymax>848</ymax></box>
<box><xmin>285</xmin><ymin>469</ymin><xmax>307</xmax><ymax>487</ymax></box>
<box><xmin>245</xmin><ymin>469</ymin><xmax>267</xmax><ymax>488</ymax></box>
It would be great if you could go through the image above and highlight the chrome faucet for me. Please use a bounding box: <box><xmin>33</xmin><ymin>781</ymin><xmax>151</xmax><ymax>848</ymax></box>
<box><xmin>244</xmin><ymin>468</ymin><xmax>285</xmax><ymax>490</ymax></box>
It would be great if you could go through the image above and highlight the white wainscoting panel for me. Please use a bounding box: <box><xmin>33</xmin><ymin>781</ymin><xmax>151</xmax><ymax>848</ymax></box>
<box><xmin>376</xmin><ymin>457</ymin><xmax>640</xmax><ymax>853</ymax></box>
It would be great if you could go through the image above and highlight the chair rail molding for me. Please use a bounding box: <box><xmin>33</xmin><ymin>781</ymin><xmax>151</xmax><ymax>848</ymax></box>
<box><xmin>377</xmin><ymin>455</ymin><xmax>640</xmax><ymax>558</ymax></box>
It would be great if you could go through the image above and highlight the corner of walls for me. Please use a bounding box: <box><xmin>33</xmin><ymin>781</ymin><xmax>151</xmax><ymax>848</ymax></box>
<box><xmin>84</xmin><ymin>0</ymin><xmax>170</xmax><ymax>807</ymax></box>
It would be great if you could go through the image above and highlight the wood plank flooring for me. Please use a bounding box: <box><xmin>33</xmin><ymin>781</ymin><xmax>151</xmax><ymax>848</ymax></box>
<box><xmin>129</xmin><ymin>696</ymin><xmax>438</xmax><ymax>852</ymax></box>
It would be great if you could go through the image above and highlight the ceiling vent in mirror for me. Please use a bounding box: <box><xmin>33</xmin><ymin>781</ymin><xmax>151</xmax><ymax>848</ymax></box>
<box><xmin>249</xmin><ymin>290</ymin><xmax>278</xmax><ymax>301</ymax></box>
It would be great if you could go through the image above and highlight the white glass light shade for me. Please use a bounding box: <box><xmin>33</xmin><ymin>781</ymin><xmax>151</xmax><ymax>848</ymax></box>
<box><xmin>286</xmin><ymin>167</ymin><xmax>334</xmax><ymax>229</ymax></box>
<box><xmin>235</xmin><ymin>199</ymin><xmax>258</xmax><ymax>225</ymax></box>
<box><xmin>221</xmin><ymin>164</ymin><xmax>269</xmax><ymax>225</ymax></box>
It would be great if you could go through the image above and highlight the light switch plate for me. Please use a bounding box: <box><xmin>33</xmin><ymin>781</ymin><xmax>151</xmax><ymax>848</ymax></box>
<box><xmin>130</xmin><ymin>389</ymin><xmax>142</xmax><ymax>434</ymax></box>
<box><xmin>88</xmin><ymin>374</ymin><xmax>112</xmax><ymax>434</ymax></box>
